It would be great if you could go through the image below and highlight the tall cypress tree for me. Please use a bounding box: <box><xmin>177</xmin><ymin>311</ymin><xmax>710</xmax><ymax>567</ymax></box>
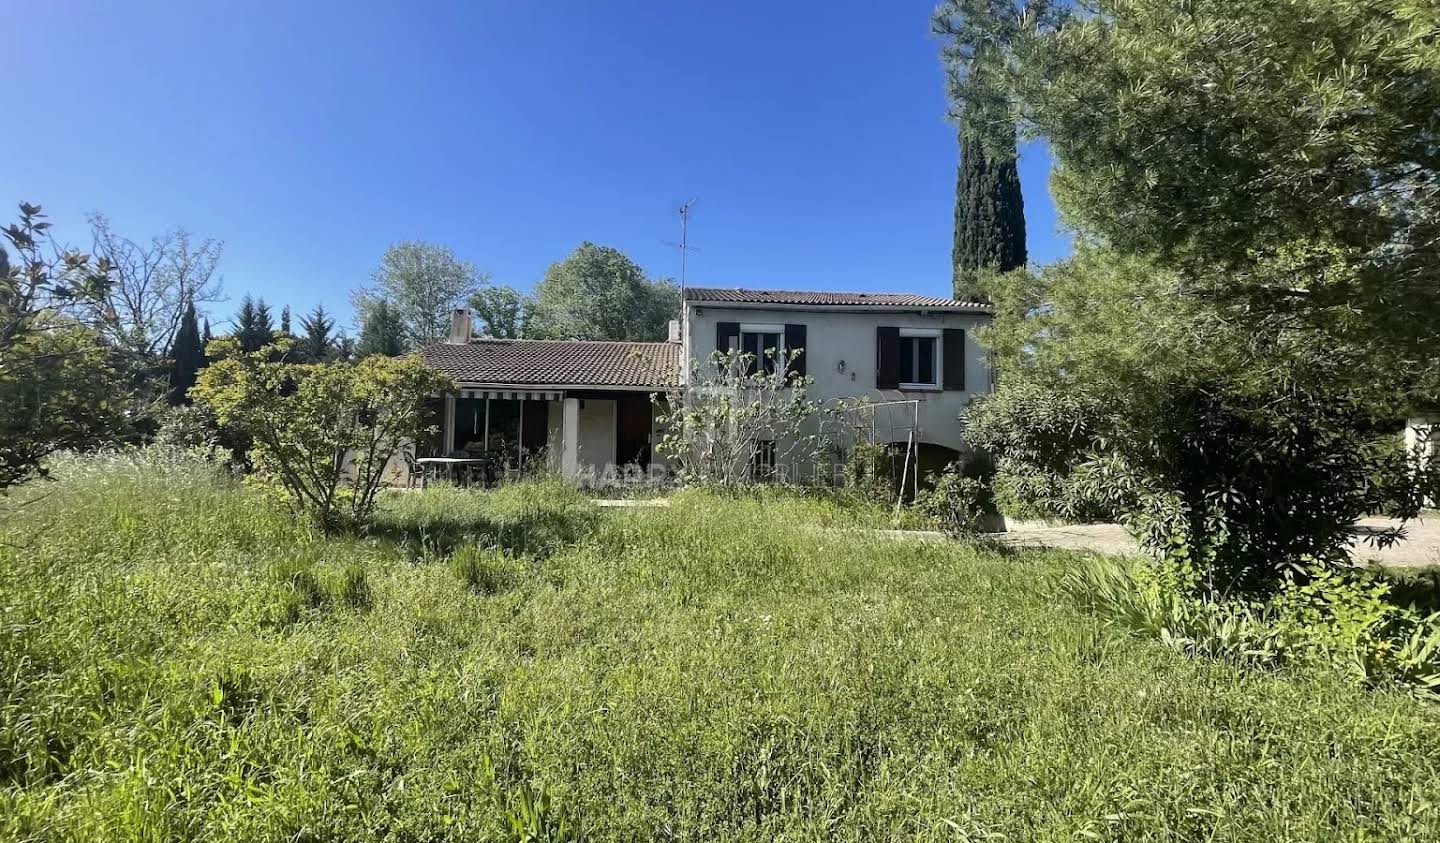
<box><xmin>167</xmin><ymin>300</ymin><xmax>205</xmax><ymax>404</ymax></box>
<box><xmin>952</xmin><ymin>122</ymin><xmax>1026</xmax><ymax>302</ymax></box>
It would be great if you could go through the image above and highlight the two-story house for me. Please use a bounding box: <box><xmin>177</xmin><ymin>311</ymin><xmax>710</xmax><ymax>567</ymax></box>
<box><xmin>419</xmin><ymin>287</ymin><xmax>992</xmax><ymax>481</ymax></box>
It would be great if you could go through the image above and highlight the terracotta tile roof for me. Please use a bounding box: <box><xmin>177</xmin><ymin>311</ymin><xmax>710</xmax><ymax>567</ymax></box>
<box><xmin>421</xmin><ymin>339</ymin><xmax>681</xmax><ymax>388</ymax></box>
<box><xmin>684</xmin><ymin>286</ymin><xmax>992</xmax><ymax>311</ymax></box>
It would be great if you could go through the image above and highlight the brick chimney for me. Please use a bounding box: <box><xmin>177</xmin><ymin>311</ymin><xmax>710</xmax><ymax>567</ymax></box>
<box><xmin>448</xmin><ymin>308</ymin><xmax>472</xmax><ymax>344</ymax></box>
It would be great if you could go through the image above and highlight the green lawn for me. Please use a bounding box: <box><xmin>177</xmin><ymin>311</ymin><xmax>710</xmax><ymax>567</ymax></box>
<box><xmin>3</xmin><ymin>454</ymin><xmax>1439</xmax><ymax>841</ymax></box>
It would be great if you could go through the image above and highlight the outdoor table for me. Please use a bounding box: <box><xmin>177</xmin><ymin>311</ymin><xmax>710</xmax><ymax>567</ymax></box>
<box><xmin>414</xmin><ymin>457</ymin><xmax>493</xmax><ymax>488</ymax></box>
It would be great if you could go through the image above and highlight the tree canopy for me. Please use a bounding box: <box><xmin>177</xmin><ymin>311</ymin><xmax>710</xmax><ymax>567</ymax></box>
<box><xmin>356</xmin><ymin>242</ymin><xmax>487</xmax><ymax>349</ymax></box>
<box><xmin>469</xmin><ymin>284</ymin><xmax>526</xmax><ymax>339</ymax></box>
<box><xmin>232</xmin><ymin>295</ymin><xmax>275</xmax><ymax>354</ymax></box>
<box><xmin>84</xmin><ymin>212</ymin><xmax>224</xmax><ymax>359</ymax></box>
<box><xmin>193</xmin><ymin>350</ymin><xmax>452</xmax><ymax>530</ymax></box>
<box><xmin>357</xmin><ymin>299</ymin><xmax>406</xmax><ymax>358</ymax></box>
<box><xmin>1</xmin><ymin>204</ymin><xmax>126</xmax><ymax>492</ymax></box>
<box><xmin>297</xmin><ymin>304</ymin><xmax>336</xmax><ymax>363</ymax></box>
<box><xmin>525</xmin><ymin>242</ymin><xmax>679</xmax><ymax>341</ymax></box>
<box><xmin>944</xmin><ymin>0</ymin><xmax>1440</xmax><ymax>405</ymax></box>
<box><xmin>946</xmin><ymin>0</ymin><xmax>1440</xmax><ymax>594</ymax></box>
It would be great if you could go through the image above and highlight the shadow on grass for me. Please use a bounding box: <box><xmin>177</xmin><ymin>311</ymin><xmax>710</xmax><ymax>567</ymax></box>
<box><xmin>365</xmin><ymin>483</ymin><xmax>604</xmax><ymax>559</ymax></box>
<box><xmin>364</xmin><ymin>510</ymin><xmax>597</xmax><ymax>558</ymax></box>
<box><xmin>1380</xmin><ymin>566</ymin><xmax>1440</xmax><ymax>614</ymax></box>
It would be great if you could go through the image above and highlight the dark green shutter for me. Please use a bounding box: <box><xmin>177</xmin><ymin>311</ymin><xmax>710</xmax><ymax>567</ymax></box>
<box><xmin>942</xmin><ymin>328</ymin><xmax>965</xmax><ymax>390</ymax></box>
<box><xmin>784</xmin><ymin>323</ymin><xmax>807</xmax><ymax>379</ymax></box>
<box><xmin>876</xmin><ymin>327</ymin><xmax>900</xmax><ymax>389</ymax></box>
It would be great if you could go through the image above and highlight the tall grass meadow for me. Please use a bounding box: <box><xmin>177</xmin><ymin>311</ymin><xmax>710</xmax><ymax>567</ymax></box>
<box><xmin>2</xmin><ymin>451</ymin><xmax>1439</xmax><ymax>840</ymax></box>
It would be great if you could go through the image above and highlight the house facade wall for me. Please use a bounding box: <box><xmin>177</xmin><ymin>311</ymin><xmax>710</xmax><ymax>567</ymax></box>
<box><xmin>682</xmin><ymin>303</ymin><xmax>992</xmax><ymax>453</ymax></box>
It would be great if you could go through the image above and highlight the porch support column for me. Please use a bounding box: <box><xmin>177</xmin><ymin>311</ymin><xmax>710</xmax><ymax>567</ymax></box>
<box><xmin>443</xmin><ymin>393</ymin><xmax>456</xmax><ymax>455</ymax></box>
<box><xmin>561</xmin><ymin>397</ymin><xmax>580</xmax><ymax>477</ymax></box>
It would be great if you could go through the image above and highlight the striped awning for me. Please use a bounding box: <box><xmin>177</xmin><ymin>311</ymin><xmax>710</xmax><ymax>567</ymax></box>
<box><xmin>458</xmin><ymin>389</ymin><xmax>563</xmax><ymax>401</ymax></box>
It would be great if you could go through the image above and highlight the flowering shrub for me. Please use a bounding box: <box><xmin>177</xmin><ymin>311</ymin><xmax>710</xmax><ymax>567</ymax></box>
<box><xmin>193</xmin><ymin>345</ymin><xmax>452</xmax><ymax>530</ymax></box>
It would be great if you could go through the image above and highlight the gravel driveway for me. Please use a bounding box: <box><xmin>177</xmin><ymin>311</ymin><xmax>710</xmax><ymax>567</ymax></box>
<box><xmin>995</xmin><ymin>514</ymin><xmax>1440</xmax><ymax>568</ymax></box>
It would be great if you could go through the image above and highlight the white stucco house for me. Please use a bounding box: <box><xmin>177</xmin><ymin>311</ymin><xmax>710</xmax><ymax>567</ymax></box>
<box><xmin>418</xmin><ymin>287</ymin><xmax>993</xmax><ymax>482</ymax></box>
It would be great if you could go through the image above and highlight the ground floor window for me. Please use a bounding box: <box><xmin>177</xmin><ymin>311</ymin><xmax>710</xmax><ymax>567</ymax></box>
<box><xmin>486</xmin><ymin>399</ymin><xmax>520</xmax><ymax>462</ymax></box>
<box><xmin>453</xmin><ymin>397</ymin><xmax>485</xmax><ymax>453</ymax></box>
<box><xmin>449</xmin><ymin>397</ymin><xmax>526</xmax><ymax>468</ymax></box>
<box><xmin>751</xmin><ymin>439</ymin><xmax>777</xmax><ymax>480</ymax></box>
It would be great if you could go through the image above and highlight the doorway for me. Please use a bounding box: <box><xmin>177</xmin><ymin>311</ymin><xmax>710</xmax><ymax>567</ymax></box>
<box><xmin>615</xmin><ymin>397</ymin><xmax>652</xmax><ymax>468</ymax></box>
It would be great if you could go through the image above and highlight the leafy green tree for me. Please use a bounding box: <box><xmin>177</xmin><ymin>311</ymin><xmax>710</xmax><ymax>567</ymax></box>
<box><xmin>943</xmin><ymin>0</ymin><xmax>1440</xmax><ymax>405</ymax></box>
<box><xmin>232</xmin><ymin>295</ymin><xmax>275</xmax><ymax>353</ymax></box>
<box><xmin>1</xmin><ymin>203</ymin><xmax>126</xmax><ymax>492</ymax></box>
<box><xmin>469</xmin><ymin>284</ymin><xmax>527</xmax><ymax>338</ymax></box>
<box><xmin>951</xmin><ymin>125</ymin><xmax>1026</xmax><ymax>301</ymax></box>
<box><xmin>167</xmin><ymin>299</ymin><xmax>205</xmax><ymax>404</ymax></box>
<box><xmin>969</xmin><ymin>244</ymin><xmax>1440</xmax><ymax>595</ymax></box>
<box><xmin>354</xmin><ymin>242</ymin><xmax>487</xmax><ymax>348</ymax></box>
<box><xmin>193</xmin><ymin>348</ymin><xmax>452</xmax><ymax>530</ymax></box>
<box><xmin>297</xmin><ymin>304</ymin><xmax>336</xmax><ymax>363</ymax></box>
<box><xmin>357</xmin><ymin>299</ymin><xmax>406</xmax><ymax>358</ymax></box>
<box><xmin>941</xmin><ymin>0</ymin><xmax>1440</xmax><ymax>594</ymax></box>
<box><xmin>526</xmin><ymin>242</ymin><xmax>679</xmax><ymax>341</ymax></box>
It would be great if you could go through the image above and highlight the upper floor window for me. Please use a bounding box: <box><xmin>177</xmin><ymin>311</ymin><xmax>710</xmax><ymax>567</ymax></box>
<box><xmin>716</xmin><ymin>321</ymin><xmax>808</xmax><ymax>380</ymax></box>
<box><xmin>898</xmin><ymin>328</ymin><xmax>939</xmax><ymax>388</ymax></box>
<box><xmin>736</xmin><ymin>323</ymin><xmax>784</xmax><ymax>375</ymax></box>
<box><xmin>877</xmin><ymin>325</ymin><xmax>963</xmax><ymax>391</ymax></box>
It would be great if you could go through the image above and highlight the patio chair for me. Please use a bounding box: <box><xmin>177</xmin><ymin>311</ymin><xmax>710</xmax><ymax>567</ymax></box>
<box><xmin>401</xmin><ymin>450</ymin><xmax>425</xmax><ymax>489</ymax></box>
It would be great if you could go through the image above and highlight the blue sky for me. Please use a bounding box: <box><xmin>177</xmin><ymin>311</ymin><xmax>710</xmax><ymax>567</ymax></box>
<box><xmin>6</xmin><ymin>0</ymin><xmax>1068</xmax><ymax>329</ymax></box>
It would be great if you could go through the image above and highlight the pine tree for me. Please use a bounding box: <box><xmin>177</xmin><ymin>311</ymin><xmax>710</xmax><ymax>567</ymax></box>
<box><xmin>952</xmin><ymin>123</ymin><xmax>1026</xmax><ymax>302</ymax></box>
<box><xmin>202</xmin><ymin>318</ymin><xmax>213</xmax><ymax>350</ymax></box>
<box><xmin>280</xmin><ymin>305</ymin><xmax>292</xmax><ymax>336</ymax></box>
<box><xmin>234</xmin><ymin>295</ymin><xmax>275</xmax><ymax>353</ymax></box>
<box><xmin>297</xmin><ymin>304</ymin><xmax>336</xmax><ymax>363</ymax></box>
<box><xmin>167</xmin><ymin>300</ymin><xmax>205</xmax><ymax>404</ymax></box>
<box><xmin>357</xmin><ymin>299</ymin><xmax>406</xmax><ymax>358</ymax></box>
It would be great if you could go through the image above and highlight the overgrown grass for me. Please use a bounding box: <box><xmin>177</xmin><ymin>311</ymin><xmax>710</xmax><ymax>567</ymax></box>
<box><xmin>3</xmin><ymin>453</ymin><xmax>1440</xmax><ymax>840</ymax></box>
<box><xmin>1061</xmin><ymin>555</ymin><xmax>1440</xmax><ymax>699</ymax></box>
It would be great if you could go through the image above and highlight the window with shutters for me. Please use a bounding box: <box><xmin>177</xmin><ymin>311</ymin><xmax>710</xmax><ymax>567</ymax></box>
<box><xmin>898</xmin><ymin>328</ymin><xmax>940</xmax><ymax>389</ymax></box>
<box><xmin>727</xmin><ymin>323</ymin><xmax>784</xmax><ymax>375</ymax></box>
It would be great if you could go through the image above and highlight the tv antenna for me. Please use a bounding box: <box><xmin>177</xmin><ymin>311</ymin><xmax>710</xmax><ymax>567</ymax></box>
<box><xmin>673</xmin><ymin>198</ymin><xmax>698</xmax><ymax>295</ymax></box>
